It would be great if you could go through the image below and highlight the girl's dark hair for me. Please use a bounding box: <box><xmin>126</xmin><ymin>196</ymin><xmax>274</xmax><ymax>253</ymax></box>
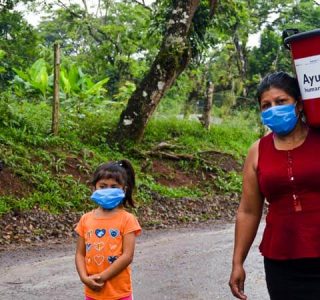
<box><xmin>257</xmin><ymin>71</ymin><xmax>301</xmax><ymax>104</ymax></box>
<box><xmin>92</xmin><ymin>159</ymin><xmax>136</xmax><ymax>208</ymax></box>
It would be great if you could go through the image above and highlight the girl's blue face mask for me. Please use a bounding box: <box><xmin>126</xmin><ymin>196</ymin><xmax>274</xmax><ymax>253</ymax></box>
<box><xmin>261</xmin><ymin>103</ymin><xmax>298</xmax><ymax>136</ymax></box>
<box><xmin>91</xmin><ymin>188</ymin><xmax>125</xmax><ymax>210</ymax></box>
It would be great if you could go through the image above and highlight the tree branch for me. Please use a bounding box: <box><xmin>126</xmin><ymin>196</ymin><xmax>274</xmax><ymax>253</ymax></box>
<box><xmin>95</xmin><ymin>0</ymin><xmax>101</xmax><ymax>17</ymax></box>
<box><xmin>131</xmin><ymin>0</ymin><xmax>152</xmax><ymax>11</ymax></box>
<box><xmin>54</xmin><ymin>0</ymin><xmax>119</xmax><ymax>50</ymax></box>
<box><xmin>209</xmin><ymin>0</ymin><xmax>218</xmax><ymax>18</ymax></box>
<box><xmin>81</xmin><ymin>0</ymin><xmax>89</xmax><ymax>13</ymax></box>
<box><xmin>56</xmin><ymin>0</ymin><xmax>83</xmax><ymax>18</ymax></box>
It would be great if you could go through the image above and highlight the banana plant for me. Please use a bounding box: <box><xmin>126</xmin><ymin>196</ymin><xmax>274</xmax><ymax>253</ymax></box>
<box><xmin>60</xmin><ymin>64</ymin><xmax>109</xmax><ymax>113</ymax></box>
<box><xmin>12</xmin><ymin>59</ymin><xmax>109</xmax><ymax>110</ymax></box>
<box><xmin>60</xmin><ymin>64</ymin><xmax>108</xmax><ymax>96</ymax></box>
<box><xmin>12</xmin><ymin>58</ymin><xmax>50</xmax><ymax>100</ymax></box>
<box><xmin>60</xmin><ymin>64</ymin><xmax>81</xmax><ymax>96</ymax></box>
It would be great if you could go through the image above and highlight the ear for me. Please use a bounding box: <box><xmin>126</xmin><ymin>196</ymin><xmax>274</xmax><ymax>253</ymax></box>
<box><xmin>297</xmin><ymin>99</ymin><xmax>303</xmax><ymax>113</ymax></box>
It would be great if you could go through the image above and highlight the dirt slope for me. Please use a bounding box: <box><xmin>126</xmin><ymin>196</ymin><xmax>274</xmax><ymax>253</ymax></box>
<box><xmin>0</xmin><ymin>152</ymin><xmax>242</xmax><ymax>251</ymax></box>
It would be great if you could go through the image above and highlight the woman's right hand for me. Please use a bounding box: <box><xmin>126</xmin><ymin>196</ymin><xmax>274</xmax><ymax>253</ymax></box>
<box><xmin>229</xmin><ymin>264</ymin><xmax>247</xmax><ymax>299</ymax></box>
<box><xmin>83</xmin><ymin>274</ymin><xmax>105</xmax><ymax>291</ymax></box>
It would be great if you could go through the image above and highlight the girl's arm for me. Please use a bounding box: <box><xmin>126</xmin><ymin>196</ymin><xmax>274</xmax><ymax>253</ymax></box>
<box><xmin>75</xmin><ymin>235</ymin><xmax>104</xmax><ymax>291</ymax></box>
<box><xmin>229</xmin><ymin>141</ymin><xmax>264</xmax><ymax>300</ymax></box>
<box><xmin>99</xmin><ymin>231</ymin><xmax>136</xmax><ymax>282</ymax></box>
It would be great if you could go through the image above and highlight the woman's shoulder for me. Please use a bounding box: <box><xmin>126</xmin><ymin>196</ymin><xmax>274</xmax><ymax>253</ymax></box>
<box><xmin>245</xmin><ymin>136</ymin><xmax>269</xmax><ymax>171</ymax></box>
<box><xmin>247</xmin><ymin>139</ymin><xmax>261</xmax><ymax>156</ymax></box>
<box><xmin>248</xmin><ymin>132</ymin><xmax>273</xmax><ymax>153</ymax></box>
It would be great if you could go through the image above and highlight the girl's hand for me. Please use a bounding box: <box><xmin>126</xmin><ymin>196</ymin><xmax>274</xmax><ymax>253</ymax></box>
<box><xmin>84</xmin><ymin>274</ymin><xmax>105</xmax><ymax>291</ymax></box>
<box><xmin>229</xmin><ymin>264</ymin><xmax>247</xmax><ymax>299</ymax></box>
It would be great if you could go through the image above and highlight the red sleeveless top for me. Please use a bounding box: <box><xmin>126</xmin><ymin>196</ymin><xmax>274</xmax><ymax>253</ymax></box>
<box><xmin>258</xmin><ymin>128</ymin><xmax>320</xmax><ymax>259</ymax></box>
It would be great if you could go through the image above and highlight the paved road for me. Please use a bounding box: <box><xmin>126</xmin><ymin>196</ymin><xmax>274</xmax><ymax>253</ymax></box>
<box><xmin>0</xmin><ymin>222</ymin><xmax>268</xmax><ymax>300</ymax></box>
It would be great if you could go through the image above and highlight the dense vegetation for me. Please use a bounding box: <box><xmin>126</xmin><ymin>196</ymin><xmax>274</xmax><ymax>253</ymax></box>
<box><xmin>0</xmin><ymin>0</ymin><xmax>319</xmax><ymax>216</ymax></box>
<box><xmin>0</xmin><ymin>97</ymin><xmax>258</xmax><ymax>214</ymax></box>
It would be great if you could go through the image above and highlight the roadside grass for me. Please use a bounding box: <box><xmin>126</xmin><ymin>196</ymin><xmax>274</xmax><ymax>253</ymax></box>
<box><xmin>144</xmin><ymin>110</ymin><xmax>259</xmax><ymax>158</ymax></box>
<box><xmin>0</xmin><ymin>100</ymin><xmax>259</xmax><ymax>214</ymax></box>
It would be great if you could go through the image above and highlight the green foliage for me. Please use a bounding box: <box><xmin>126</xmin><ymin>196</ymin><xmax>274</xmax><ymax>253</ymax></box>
<box><xmin>248</xmin><ymin>26</ymin><xmax>290</xmax><ymax>78</ymax></box>
<box><xmin>63</xmin><ymin>110</ymin><xmax>118</xmax><ymax>146</ymax></box>
<box><xmin>0</xmin><ymin>0</ymin><xmax>35</xmax><ymax>11</ymax></box>
<box><xmin>114</xmin><ymin>81</ymin><xmax>136</xmax><ymax>103</ymax></box>
<box><xmin>214</xmin><ymin>169</ymin><xmax>242</xmax><ymax>194</ymax></box>
<box><xmin>60</xmin><ymin>64</ymin><xmax>109</xmax><ymax>98</ymax></box>
<box><xmin>276</xmin><ymin>0</ymin><xmax>320</xmax><ymax>32</ymax></box>
<box><xmin>0</xmin><ymin>49</ymin><xmax>6</xmax><ymax>74</ymax></box>
<box><xmin>156</xmin><ymin>72</ymin><xmax>194</xmax><ymax>115</ymax></box>
<box><xmin>247</xmin><ymin>0</ymin><xmax>320</xmax><ymax>81</ymax></box>
<box><xmin>145</xmin><ymin>113</ymin><xmax>258</xmax><ymax>158</ymax></box>
<box><xmin>0</xmin><ymin>10</ymin><xmax>39</xmax><ymax>88</ymax></box>
<box><xmin>0</xmin><ymin>110</ymin><xmax>95</xmax><ymax>214</ymax></box>
<box><xmin>150</xmin><ymin>183</ymin><xmax>203</xmax><ymax>199</ymax></box>
<box><xmin>59</xmin><ymin>63</ymin><xmax>109</xmax><ymax>113</ymax></box>
<box><xmin>0</xmin><ymin>197</ymin><xmax>11</xmax><ymax>214</ymax></box>
<box><xmin>13</xmin><ymin>58</ymin><xmax>50</xmax><ymax>99</ymax></box>
<box><xmin>3</xmin><ymin>0</ymin><xmax>315</xmax><ymax>216</ymax></box>
<box><xmin>138</xmin><ymin>175</ymin><xmax>203</xmax><ymax>201</ymax></box>
<box><xmin>10</xmin><ymin>57</ymin><xmax>109</xmax><ymax>113</ymax></box>
<box><xmin>0</xmin><ymin>93</ymin><xmax>258</xmax><ymax>215</ymax></box>
<box><xmin>37</xmin><ymin>0</ymin><xmax>157</xmax><ymax>96</ymax></box>
<box><xmin>0</xmin><ymin>97</ymin><xmax>51</xmax><ymax>133</ymax></box>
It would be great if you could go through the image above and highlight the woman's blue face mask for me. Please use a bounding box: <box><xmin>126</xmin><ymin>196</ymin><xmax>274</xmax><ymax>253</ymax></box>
<box><xmin>261</xmin><ymin>103</ymin><xmax>298</xmax><ymax>135</ymax></box>
<box><xmin>91</xmin><ymin>188</ymin><xmax>125</xmax><ymax>210</ymax></box>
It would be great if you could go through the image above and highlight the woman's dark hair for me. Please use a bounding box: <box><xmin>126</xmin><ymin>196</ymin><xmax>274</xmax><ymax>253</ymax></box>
<box><xmin>257</xmin><ymin>71</ymin><xmax>301</xmax><ymax>104</ymax></box>
<box><xmin>92</xmin><ymin>159</ymin><xmax>136</xmax><ymax>207</ymax></box>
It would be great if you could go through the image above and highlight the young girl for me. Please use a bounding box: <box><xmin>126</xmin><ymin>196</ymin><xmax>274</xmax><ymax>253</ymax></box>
<box><xmin>75</xmin><ymin>159</ymin><xmax>141</xmax><ymax>300</ymax></box>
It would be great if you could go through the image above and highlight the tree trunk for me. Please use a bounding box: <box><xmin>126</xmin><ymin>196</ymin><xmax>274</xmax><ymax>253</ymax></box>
<box><xmin>202</xmin><ymin>81</ymin><xmax>214</xmax><ymax>129</ymax></box>
<box><xmin>183</xmin><ymin>72</ymin><xmax>199</xmax><ymax>119</ymax></box>
<box><xmin>233</xmin><ymin>26</ymin><xmax>248</xmax><ymax>97</ymax></box>
<box><xmin>183</xmin><ymin>89</ymin><xmax>198</xmax><ymax>119</ymax></box>
<box><xmin>112</xmin><ymin>0</ymin><xmax>201</xmax><ymax>144</ymax></box>
<box><xmin>52</xmin><ymin>43</ymin><xmax>60</xmax><ymax>136</ymax></box>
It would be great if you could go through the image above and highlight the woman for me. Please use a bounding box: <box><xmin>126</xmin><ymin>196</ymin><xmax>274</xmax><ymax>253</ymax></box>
<box><xmin>229</xmin><ymin>71</ymin><xmax>320</xmax><ymax>300</ymax></box>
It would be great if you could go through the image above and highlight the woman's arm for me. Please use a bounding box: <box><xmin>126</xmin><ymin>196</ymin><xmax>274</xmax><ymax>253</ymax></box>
<box><xmin>229</xmin><ymin>141</ymin><xmax>264</xmax><ymax>299</ymax></box>
<box><xmin>75</xmin><ymin>235</ymin><xmax>104</xmax><ymax>291</ymax></box>
<box><xmin>99</xmin><ymin>232</ymin><xmax>136</xmax><ymax>282</ymax></box>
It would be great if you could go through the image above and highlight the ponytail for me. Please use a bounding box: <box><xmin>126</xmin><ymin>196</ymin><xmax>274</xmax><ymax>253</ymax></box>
<box><xmin>117</xmin><ymin>159</ymin><xmax>136</xmax><ymax>208</ymax></box>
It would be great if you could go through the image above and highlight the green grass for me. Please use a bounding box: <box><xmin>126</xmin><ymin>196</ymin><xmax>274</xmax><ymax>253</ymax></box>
<box><xmin>144</xmin><ymin>112</ymin><xmax>259</xmax><ymax>158</ymax></box>
<box><xmin>139</xmin><ymin>175</ymin><xmax>204</xmax><ymax>200</ymax></box>
<box><xmin>0</xmin><ymin>99</ymin><xmax>259</xmax><ymax>215</ymax></box>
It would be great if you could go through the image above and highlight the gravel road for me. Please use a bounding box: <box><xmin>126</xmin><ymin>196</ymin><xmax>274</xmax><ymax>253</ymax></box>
<box><xmin>0</xmin><ymin>222</ymin><xmax>268</xmax><ymax>300</ymax></box>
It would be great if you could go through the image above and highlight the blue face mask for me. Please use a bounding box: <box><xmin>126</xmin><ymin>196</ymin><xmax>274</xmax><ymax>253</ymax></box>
<box><xmin>261</xmin><ymin>103</ymin><xmax>298</xmax><ymax>135</ymax></box>
<box><xmin>90</xmin><ymin>188</ymin><xmax>125</xmax><ymax>210</ymax></box>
